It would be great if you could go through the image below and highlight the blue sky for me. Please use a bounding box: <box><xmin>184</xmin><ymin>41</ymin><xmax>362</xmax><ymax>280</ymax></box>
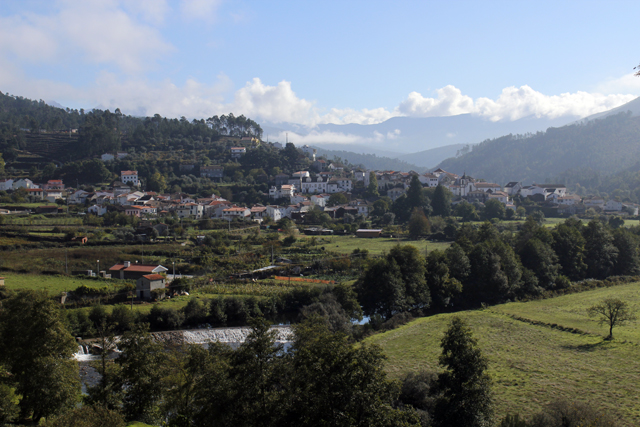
<box><xmin>1</xmin><ymin>0</ymin><xmax>639</xmax><ymax>131</ymax></box>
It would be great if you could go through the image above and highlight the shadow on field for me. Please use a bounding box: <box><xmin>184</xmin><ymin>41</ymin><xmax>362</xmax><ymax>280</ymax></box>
<box><xmin>561</xmin><ymin>341</ymin><xmax>610</xmax><ymax>352</ymax></box>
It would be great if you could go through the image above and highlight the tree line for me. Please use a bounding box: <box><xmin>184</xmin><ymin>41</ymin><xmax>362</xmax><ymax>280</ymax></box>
<box><xmin>355</xmin><ymin>216</ymin><xmax>640</xmax><ymax>321</ymax></box>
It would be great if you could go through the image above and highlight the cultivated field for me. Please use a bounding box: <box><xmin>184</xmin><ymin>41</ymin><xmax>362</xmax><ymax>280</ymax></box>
<box><xmin>311</xmin><ymin>235</ymin><xmax>451</xmax><ymax>255</ymax></box>
<box><xmin>366</xmin><ymin>282</ymin><xmax>640</xmax><ymax>425</ymax></box>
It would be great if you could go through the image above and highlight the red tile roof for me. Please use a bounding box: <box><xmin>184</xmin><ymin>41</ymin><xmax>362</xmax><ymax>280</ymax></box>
<box><xmin>142</xmin><ymin>274</ymin><xmax>165</xmax><ymax>281</ymax></box>
<box><xmin>109</xmin><ymin>263</ymin><xmax>166</xmax><ymax>272</ymax></box>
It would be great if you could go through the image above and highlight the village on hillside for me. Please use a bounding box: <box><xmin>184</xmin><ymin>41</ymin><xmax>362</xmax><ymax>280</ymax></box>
<box><xmin>0</xmin><ymin>141</ymin><xmax>636</xmax><ymax>223</ymax></box>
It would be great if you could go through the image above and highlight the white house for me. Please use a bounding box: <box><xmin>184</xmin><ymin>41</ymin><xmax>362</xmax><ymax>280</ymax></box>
<box><xmin>230</xmin><ymin>147</ymin><xmax>246</xmax><ymax>158</ymax></box>
<box><xmin>419</xmin><ymin>173</ymin><xmax>440</xmax><ymax>188</ymax></box>
<box><xmin>583</xmin><ymin>196</ymin><xmax>605</xmax><ymax>209</ymax></box>
<box><xmin>311</xmin><ymin>194</ymin><xmax>328</xmax><ymax>207</ymax></box>
<box><xmin>121</xmin><ymin>171</ymin><xmax>139</xmax><ymax>186</ymax></box>
<box><xmin>605</xmin><ymin>200</ymin><xmax>623</xmax><ymax>212</ymax></box>
<box><xmin>13</xmin><ymin>178</ymin><xmax>36</xmax><ymax>189</ymax></box>
<box><xmin>290</xmin><ymin>193</ymin><xmax>309</xmax><ymax>204</ymax></box>
<box><xmin>88</xmin><ymin>204</ymin><xmax>108</xmax><ymax>216</ymax></box>
<box><xmin>177</xmin><ymin>203</ymin><xmax>204</xmax><ymax>219</ymax></box>
<box><xmin>266</xmin><ymin>205</ymin><xmax>289</xmax><ymax>221</ymax></box>
<box><xmin>387</xmin><ymin>187</ymin><xmax>406</xmax><ymax>201</ymax></box>
<box><xmin>301</xmin><ymin>176</ymin><xmax>328</xmax><ymax>194</ymax></box>
<box><xmin>269</xmin><ymin>184</ymin><xmax>295</xmax><ymax>200</ymax></box>
<box><xmin>504</xmin><ymin>182</ymin><xmax>522</xmax><ymax>196</ymax></box>
<box><xmin>44</xmin><ymin>189</ymin><xmax>63</xmax><ymax>202</ymax></box>
<box><xmin>68</xmin><ymin>190</ymin><xmax>89</xmax><ymax>204</ymax></box>
<box><xmin>488</xmin><ymin>191</ymin><xmax>509</xmax><ymax>204</ymax></box>
<box><xmin>222</xmin><ymin>206</ymin><xmax>251</xmax><ymax>220</ymax></box>
<box><xmin>0</xmin><ymin>179</ymin><xmax>14</xmax><ymax>191</ymax></box>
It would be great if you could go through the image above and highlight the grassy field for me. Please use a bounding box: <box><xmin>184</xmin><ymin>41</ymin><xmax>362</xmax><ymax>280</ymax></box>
<box><xmin>308</xmin><ymin>235</ymin><xmax>451</xmax><ymax>255</ymax></box>
<box><xmin>1</xmin><ymin>273</ymin><xmax>118</xmax><ymax>295</ymax></box>
<box><xmin>492</xmin><ymin>282</ymin><xmax>640</xmax><ymax>341</ymax></box>
<box><xmin>366</xmin><ymin>282</ymin><xmax>640</xmax><ymax>425</ymax></box>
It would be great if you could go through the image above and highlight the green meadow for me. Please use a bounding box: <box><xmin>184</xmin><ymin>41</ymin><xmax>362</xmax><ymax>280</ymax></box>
<box><xmin>366</xmin><ymin>282</ymin><xmax>640</xmax><ymax>426</ymax></box>
<box><xmin>0</xmin><ymin>273</ymin><xmax>117</xmax><ymax>295</ymax></box>
<box><xmin>311</xmin><ymin>235</ymin><xmax>451</xmax><ymax>255</ymax></box>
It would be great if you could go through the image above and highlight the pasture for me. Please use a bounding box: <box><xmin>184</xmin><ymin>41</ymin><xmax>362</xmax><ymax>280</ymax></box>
<box><xmin>309</xmin><ymin>235</ymin><xmax>451</xmax><ymax>255</ymax></box>
<box><xmin>366</xmin><ymin>281</ymin><xmax>640</xmax><ymax>425</ymax></box>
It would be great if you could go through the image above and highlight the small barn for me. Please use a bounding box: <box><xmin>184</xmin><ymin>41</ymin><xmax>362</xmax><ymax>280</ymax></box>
<box><xmin>355</xmin><ymin>229</ymin><xmax>382</xmax><ymax>238</ymax></box>
<box><xmin>136</xmin><ymin>274</ymin><xmax>166</xmax><ymax>300</ymax></box>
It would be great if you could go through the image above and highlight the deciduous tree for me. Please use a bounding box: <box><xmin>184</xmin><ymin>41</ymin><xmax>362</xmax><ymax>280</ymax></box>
<box><xmin>587</xmin><ymin>298</ymin><xmax>636</xmax><ymax>339</ymax></box>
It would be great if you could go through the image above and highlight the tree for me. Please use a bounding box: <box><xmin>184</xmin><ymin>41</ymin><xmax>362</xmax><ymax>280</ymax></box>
<box><xmin>426</xmin><ymin>250</ymin><xmax>463</xmax><ymax>308</ymax></box>
<box><xmin>367</xmin><ymin>172</ymin><xmax>379</xmax><ymax>197</ymax></box>
<box><xmin>587</xmin><ymin>298</ymin><xmax>636</xmax><ymax>339</ymax></box>
<box><xmin>328</xmin><ymin>192</ymin><xmax>348</xmax><ymax>206</ymax></box>
<box><xmin>519</xmin><ymin>238</ymin><xmax>559</xmax><ymax>289</ymax></box>
<box><xmin>612</xmin><ymin>228</ymin><xmax>640</xmax><ymax>276</ymax></box>
<box><xmin>0</xmin><ymin>290</ymin><xmax>80</xmax><ymax>422</ymax></box>
<box><xmin>288</xmin><ymin>318</ymin><xmax>420</xmax><ymax>426</ymax></box>
<box><xmin>483</xmin><ymin>199</ymin><xmax>505</xmax><ymax>220</ymax></box>
<box><xmin>371</xmin><ymin>199</ymin><xmax>389</xmax><ymax>217</ymax></box>
<box><xmin>552</xmin><ymin>220</ymin><xmax>587</xmax><ymax>280</ymax></box>
<box><xmin>431</xmin><ymin>185</ymin><xmax>452</xmax><ymax>217</ymax></box>
<box><xmin>354</xmin><ymin>244</ymin><xmax>430</xmax><ymax>319</ymax></box>
<box><xmin>583</xmin><ymin>220</ymin><xmax>618</xmax><ymax>279</ymax></box>
<box><xmin>115</xmin><ymin>325</ymin><xmax>165</xmax><ymax>424</ymax></box>
<box><xmin>408</xmin><ymin>207</ymin><xmax>430</xmax><ymax>239</ymax></box>
<box><xmin>406</xmin><ymin>175</ymin><xmax>425</xmax><ymax>211</ymax></box>
<box><xmin>455</xmin><ymin>200</ymin><xmax>479</xmax><ymax>222</ymax></box>
<box><xmin>433</xmin><ymin>317</ymin><xmax>493</xmax><ymax>427</ymax></box>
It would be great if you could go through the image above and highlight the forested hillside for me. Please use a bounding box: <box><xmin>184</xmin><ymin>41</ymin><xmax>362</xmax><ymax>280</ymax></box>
<box><xmin>313</xmin><ymin>147</ymin><xmax>425</xmax><ymax>172</ymax></box>
<box><xmin>0</xmin><ymin>91</ymin><xmax>262</xmax><ymax>162</ymax></box>
<box><xmin>437</xmin><ymin>112</ymin><xmax>640</xmax><ymax>185</ymax></box>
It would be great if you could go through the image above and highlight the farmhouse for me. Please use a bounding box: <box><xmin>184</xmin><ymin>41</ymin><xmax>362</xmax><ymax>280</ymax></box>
<box><xmin>121</xmin><ymin>170</ymin><xmax>139</xmax><ymax>186</ymax></box>
<box><xmin>108</xmin><ymin>261</ymin><xmax>168</xmax><ymax>280</ymax></box>
<box><xmin>136</xmin><ymin>274</ymin><xmax>167</xmax><ymax>300</ymax></box>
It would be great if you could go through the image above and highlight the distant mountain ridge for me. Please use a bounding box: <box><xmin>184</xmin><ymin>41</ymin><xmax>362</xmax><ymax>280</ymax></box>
<box><xmin>264</xmin><ymin>114</ymin><xmax>574</xmax><ymax>156</ymax></box>
<box><xmin>436</xmin><ymin>110</ymin><xmax>640</xmax><ymax>185</ymax></box>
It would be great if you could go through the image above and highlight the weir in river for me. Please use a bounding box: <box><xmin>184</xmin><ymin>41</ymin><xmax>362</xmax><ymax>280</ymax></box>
<box><xmin>75</xmin><ymin>325</ymin><xmax>293</xmax><ymax>361</ymax></box>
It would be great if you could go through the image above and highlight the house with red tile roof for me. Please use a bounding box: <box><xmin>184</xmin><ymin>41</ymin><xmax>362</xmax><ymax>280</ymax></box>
<box><xmin>108</xmin><ymin>261</ymin><xmax>168</xmax><ymax>280</ymax></box>
<box><xmin>136</xmin><ymin>274</ymin><xmax>167</xmax><ymax>300</ymax></box>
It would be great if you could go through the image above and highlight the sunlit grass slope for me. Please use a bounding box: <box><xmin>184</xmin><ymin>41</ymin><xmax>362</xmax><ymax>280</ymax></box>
<box><xmin>366</xmin><ymin>282</ymin><xmax>640</xmax><ymax>426</ymax></box>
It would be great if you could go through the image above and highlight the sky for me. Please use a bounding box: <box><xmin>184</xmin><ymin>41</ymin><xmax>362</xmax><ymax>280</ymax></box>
<box><xmin>1</xmin><ymin>0</ymin><xmax>640</xmax><ymax>134</ymax></box>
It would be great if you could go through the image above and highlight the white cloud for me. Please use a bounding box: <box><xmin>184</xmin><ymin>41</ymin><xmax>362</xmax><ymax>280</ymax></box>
<box><xmin>271</xmin><ymin>130</ymin><xmax>394</xmax><ymax>147</ymax></box>
<box><xmin>181</xmin><ymin>0</ymin><xmax>223</xmax><ymax>22</ymax></box>
<box><xmin>595</xmin><ymin>73</ymin><xmax>640</xmax><ymax>95</ymax></box>
<box><xmin>474</xmin><ymin>85</ymin><xmax>636</xmax><ymax>121</ymax></box>
<box><xmin>0</xmin><ymin>1</ymin><xmax>173</xmax><ymax>74</ymax></box>
<box><xmin>123</xmin><ymin>0</ymin><xmax>170</xmax><ymax>25</ymax></box>
<box><xmin>398</xmin><ymin>85</ymin><xmax>475</xmax><ymax>117</ymax></box>
<box><xmin>232</xmin><ymin>78</ymin><xmax>318</xmax><ymax>124</ymax></box>
<box><xmin>397</xmin><ymin>84</ymin><xmax>636</xmax><ymax>122</ymax></box>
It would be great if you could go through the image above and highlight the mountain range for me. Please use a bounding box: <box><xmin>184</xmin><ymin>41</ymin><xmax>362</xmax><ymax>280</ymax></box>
<box><xmin>436</xmin><ymin>97</ymin><xmax>640</xmax><ymax>185</ymax></box>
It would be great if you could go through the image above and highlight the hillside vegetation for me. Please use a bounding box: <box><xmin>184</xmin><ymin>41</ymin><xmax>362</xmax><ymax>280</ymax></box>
<box><xmin>437</xmin><ymin>112</ymin><xmax>640</xmax><ymax>185</ymax></box>
<box><xmin>366</xmin><ymin>281</ymin><xmax>640</xmax><ymax>425</ymax></box>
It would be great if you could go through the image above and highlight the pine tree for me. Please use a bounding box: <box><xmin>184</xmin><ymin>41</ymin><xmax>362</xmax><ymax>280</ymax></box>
<box><xmin>433</xmin><ymin>317</ymin><xmax>493</xmax><ymax>427</ymax></box>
